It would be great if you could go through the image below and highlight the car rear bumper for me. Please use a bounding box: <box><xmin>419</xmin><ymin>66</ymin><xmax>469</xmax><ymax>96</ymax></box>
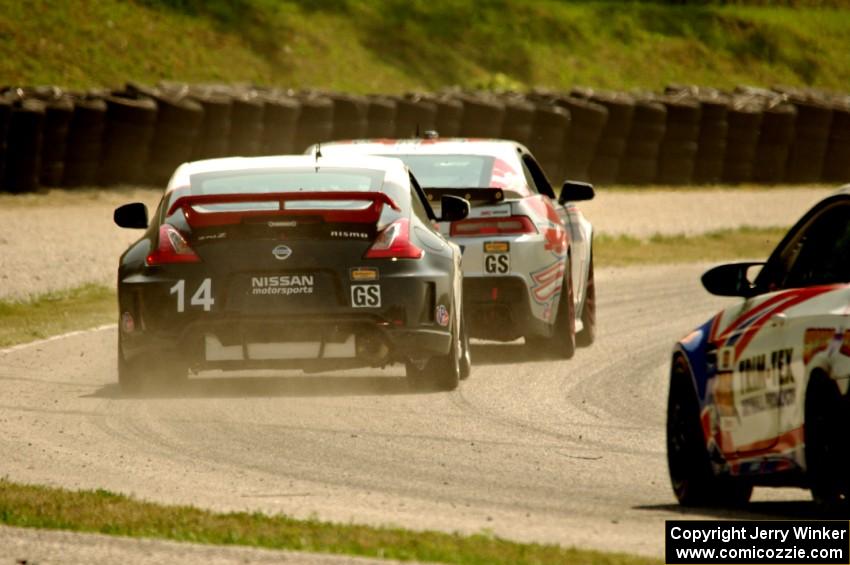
<box><xmin>463</xmin><ymin>276</ymin><xmax>550</xmax><ymax>341</ymax></box>
<box><xmin>121</xmin><ymin>314</ymin><xmax>452</xmax><ymax>371</ymax></box>
<box><xmin>118</xmin><ymin>265</ymin><xmax>456</xmax><ymax>371</ymax></box>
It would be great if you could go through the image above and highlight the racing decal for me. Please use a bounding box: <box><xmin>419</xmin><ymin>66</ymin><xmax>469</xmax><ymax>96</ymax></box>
<box><xmin>351</xmin><ymin>285</ymin><xmax>381</xmax><ymax>308</ymax></box>
<box><xmin>803</xmin><ymin>328</ymin><xmax>834</xmax><ymax>364</ymax></box>
<box><xmin>483</xmin><ymin>241</ymin><xmax>509</xmax><ymax>253</ymax></box>
<box><xmin>435</xmin><ymin>305</ymin><xmax>450</xmax><ymax>326</ymax></box>
<box><xmin>330</xmin><ymin>230</ymin><xmax>369</xmax><ymax>239</ymax></box>
<box><xmin>197</xmin><ymin>231</ymin><xmax>227</xmax><ymax>241</ymax></box>
<box><xmin>477</xmin><ymin>205</ymin><xmax>511</xmax><ymax>218</ymax></box>
<box><xmin>840</xmin><ymin>330</ymin><xmax>850</xmax><ymax>357</ymax></box>
<box><xmin>170</xmin><ymin>278</ymin><xmax>214</xmax><ymax>312</ymax></box>
<box><xmin>121</xmin><ymin>312</ymin><xmax>135</xmax><ymax>333</ymax></box>
<box><xmin>524</xmin><ymin>196</ymin><xmax>567</xmax><ymax>256</ymax></box>
<box><xmin>484</xmin><ymin>254</ymin><xmax>510</xmax><ymax>274</ymax></box>
<box><xmin>349</xmin><ymin>267</ymin><xmax>379</xmax><ymax>281</ymax></box>
<box><xmin>488</xmin><ymin>158</ymin><xmax>527</xmax><ymax>194</ymax></box>
<box><xmin>712</xmin><ymin>286</ymin><xmax>839</xmax><ymax>363</ymax></box>
<box><xmin>530</xmin><ymin>260</ymin><xmax>565</xmax><ymax>303</ymax></box>
<box><xmin>736</xmin><ymin>348</ymin><xmax>795</xmax><ymax>417</ymax></box>
<box><xmin>717</xmin><ymin>346</ymin><xmax>735</xmax><ymax>371</ymax></box>
<box><xmin>252</xmin><ymin>275</ymin><xmax>314</xmax><ymax>296</ymax></box>
<box><xmin>272</xmin><ymin>244</ymin><xmax>292</xmax><ymax>261</ymax></box>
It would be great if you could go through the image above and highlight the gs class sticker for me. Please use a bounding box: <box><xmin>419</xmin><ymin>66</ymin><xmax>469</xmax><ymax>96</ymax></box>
<box><xmin>484</xmin><ymin>254</ymin><xmax>510</xmax><ymax>274</ymax></box>
<box><xmin>483</xmin><ymin>241</ymin><xmax>510</xmax><ymax>274</ymax></box>
<box><xmin>351</xmin><ymin>285</ymin><xmax>381</xmax><ymax>308</ymax></box>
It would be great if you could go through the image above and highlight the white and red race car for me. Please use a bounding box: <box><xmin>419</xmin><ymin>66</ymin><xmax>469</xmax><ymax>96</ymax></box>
<box><xmin>669</xmin><ymin>187</ymin><xmax>850</xmax><ymax>508</ymax></box>
<box><xmin>314</xmin><ymin>138</ymin><xmax>596</xmax><ymax>357</ymax></box>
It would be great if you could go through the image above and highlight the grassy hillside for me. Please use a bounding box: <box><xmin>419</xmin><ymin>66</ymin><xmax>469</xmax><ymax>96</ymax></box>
<box><xmin>3</xmin><ymin>1</ymin><xmax>850</xmax><ymax>92</ymax></box>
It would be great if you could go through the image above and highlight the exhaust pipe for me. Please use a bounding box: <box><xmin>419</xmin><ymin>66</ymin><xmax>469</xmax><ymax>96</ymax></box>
<box><xmin>356</xmin><ymin>332</ymin><xmax>390</xmax><ymax>364</ymax></box>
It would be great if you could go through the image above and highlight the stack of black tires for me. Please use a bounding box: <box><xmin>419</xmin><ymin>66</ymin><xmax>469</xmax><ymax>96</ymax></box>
<box><xmin>3</xmin><ymin>81</ymin><xmax>850</xmax><ymax>195</ymax></box>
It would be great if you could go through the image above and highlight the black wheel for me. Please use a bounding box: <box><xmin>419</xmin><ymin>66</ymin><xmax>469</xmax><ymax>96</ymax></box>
<box><xmin>459</xmin><ymin>314</ymin><xmax>471</xmax><ymax>381</ymax></box>
<box><xmin>118</xmin><ymin>333</ymin><xmax>187</xmax><ymax>394</ymax></box>
<box><xmin>576</xmin><ymin>255</ymin><xmax>596</xmax><ymax>348</ymax></box>
<box><xmin>667</xmin><ymin>355</ymin><xmax>752</xmax><ymax>507</ymax></box>
<box><xmin>118</xmin><ymin>347</ymin><xmax>145</xmax><ymax>394</ymax></box>
<box><xmin>406</xmin><ymin>311</ymin><xmax>461</xmax><ymax>392</ymax></box>
<box><xmin>524</xmin><ymin>262</ymin><xmax>576</xmax><ymax>359</ymax></box>
<box><xmin>805</xmin><ymin>374</ymin><xmax>849</xmax><ymax>508</ymax></box>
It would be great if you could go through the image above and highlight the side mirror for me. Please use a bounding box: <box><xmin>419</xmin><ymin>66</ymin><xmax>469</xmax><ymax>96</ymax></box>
<box><xmin>114</xmin><ymin>203</ymin><xmax>149</xmax><ymax>229</ymax></box>
<box><xmin>439</xmin><ymin>195</ymin><xmax>470</xmax><ymax>223</ymax></box>
<box><xmin>701</xmin><ymin>262</ymin><xmax>765</xmax><ymax>297</ymax></box>
<box><xmin>559</xmin><ymin>181</ymin><xmax>595</xmax><ymax>205</ymax></box>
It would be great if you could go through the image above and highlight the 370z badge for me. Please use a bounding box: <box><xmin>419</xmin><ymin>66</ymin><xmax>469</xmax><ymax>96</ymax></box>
<box><xmin>351</xmin><ymin>285</ymin><xmax>381</xmax><ymax>308</ymax></box>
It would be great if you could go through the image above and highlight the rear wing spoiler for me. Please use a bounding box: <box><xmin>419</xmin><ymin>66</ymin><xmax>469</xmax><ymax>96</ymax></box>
<box><xmin>423</xmin><ymin>187</ymin><xmax>507</xmax><ymax>206</ymax></box>
<box><xmin>166</xmin><ymin>191</ymin><xmax>401</xmax><ymax>228</ymax></box>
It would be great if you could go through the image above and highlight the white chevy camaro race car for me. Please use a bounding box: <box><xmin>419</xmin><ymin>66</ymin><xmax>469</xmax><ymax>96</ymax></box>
<box><xmin>669</xmin><ymin>187</ymin><xmax>850</xmax><ymax>508</ymax></box>
<box><xmin>313</xmin><ymin>138</ymin><xmax>595</xmax><ymax>357</ymax></box>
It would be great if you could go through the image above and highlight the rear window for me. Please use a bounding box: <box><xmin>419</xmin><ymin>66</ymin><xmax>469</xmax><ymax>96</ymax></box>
<box><xmin>387</xmin><ymin>155</ymin><xmax>493</xmax><ymax>188</ymax></box>
<box><xmin>384</xmin><ymin>154</ymin><xmax>529</xmax><ymax>197</ymax></box>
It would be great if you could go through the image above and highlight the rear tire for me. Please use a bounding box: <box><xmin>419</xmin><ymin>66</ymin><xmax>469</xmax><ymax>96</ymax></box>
<box><xmin>667</xmin><ymin>355</ymin><xmax>752</xmax><ymax>507</ymax></box>
<box><xmin>805</xmin><ymin>374</ymin><xmax>849</xmax><ymax>508</ymax></box>
<box><xmin>118</xmin><ymin>349</ymin><xmax>145</xmax><ymax>394</ymax></box>
<box><xmin>528</xmin><ymin>263</ymin><xmax>576</xmax><ymax>359</ymax></box>
<box><xmin>576</xmin><ymin>255</ymin><xmax>596</xmax><ymax>348</ymax></box>
<box><xmin>118</xmin><ymin>333</ymin><xmax>187</xmax><ymax>394</ymax></box>
<box><xmin>406</xmin><ymin>313</ymin><xmax>461</xmax><ymax>392</ymax></box>
<box><xmin>459</xmin><ymin>315</ymin><xmax>471</xmax><ymax>381</ymax></box>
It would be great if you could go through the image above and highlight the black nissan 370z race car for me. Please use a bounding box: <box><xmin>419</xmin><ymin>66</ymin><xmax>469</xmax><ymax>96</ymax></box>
<box><xmin>113</xmin><ymin>155</ymin><xmax>471</xmax><ymax>392</ymax></box>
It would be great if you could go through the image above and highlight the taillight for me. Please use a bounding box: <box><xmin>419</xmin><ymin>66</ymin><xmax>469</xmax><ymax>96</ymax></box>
<box><xmin>146</xmin><ymin>224</ymin><xmax>201</xmax><ymax>266</ymax></box>
<box><xmin>450</xmin><ymin>215</ymin><xmax>537</xmax><ymax>237</ymax></box>
<box><xmin>364</xmin><ymin>218</ymin><xmax>423</xmax><ymax>259</ymax></box>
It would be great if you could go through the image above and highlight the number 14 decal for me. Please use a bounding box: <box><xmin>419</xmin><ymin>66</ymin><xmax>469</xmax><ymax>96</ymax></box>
<box><xmin>170</xmin><ymin>279</ymin><xmax>214</xmax><ymax>312</ymax></box>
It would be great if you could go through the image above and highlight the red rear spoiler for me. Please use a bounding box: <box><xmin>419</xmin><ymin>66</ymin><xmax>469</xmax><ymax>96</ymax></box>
<box><xmin>166</xmin><ymin>191</ymin><xmax>400</xmax><ymax>228</ymax></box>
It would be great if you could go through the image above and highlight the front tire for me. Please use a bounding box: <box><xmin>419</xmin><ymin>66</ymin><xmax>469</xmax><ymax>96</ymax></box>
<box><xmin>805</xmin><ymin>374</ymin><xmax>849</xmax><ymax>508</ymax></box>
<box><xmin>667</xmin><ymin>355</ymin><xmax>752</xmax><ymax>507</ymax></box>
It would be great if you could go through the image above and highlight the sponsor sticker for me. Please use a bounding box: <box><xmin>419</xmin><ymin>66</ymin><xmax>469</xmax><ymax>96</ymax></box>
<box><xmin>717</xmin><ymin>346</ymin><xmax>735</xmax><ymax>371</ymax></box>
<box><xmin>121</xmin><ymin>312</ymin><xmax>135</xmax><ymax>333</ymax></box>
<box><xmin>350</xmin><ymin>267</ymin><xmax>379</xmax><ymax>281</ymax></box>
<box><xmin>840</xmin><ymin>330</ymin><xmax>850</xmax><ymax>357</ymax></box>
<box><xmin>251</xmin><ymin>275</ymin><xmax>313</xmax><ymax>296</ymax></box>
<box><xmin>351</xmin><ymin>285</ymin><xmax>381</xmax><ymax>308</ymax></box>
<box><xmin>197</xmin><ymin>231</ymin><xmax>227</xmax><ymax>241</ymax></box>
<box><xmin>472</xmin><ymin>204</ymin><xmax>511</xmax><ymax>218</ymax></box>
<box><xmin>483</xmin><ymin>241</ymin><xmax>510</xmax><ymax>253</ymax></box>
<box><xmin>435</xmin><ymin>304</ymin><xmax>450</xmax><ymax>326</ymax></box>
<box><xmin>804</xmin><ymin>328</ymin><xmax>834</xmax><ymax>364</ymax></box>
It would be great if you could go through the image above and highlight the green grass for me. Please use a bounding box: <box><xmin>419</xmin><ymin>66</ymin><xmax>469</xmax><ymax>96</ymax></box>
<box><xmin>595</xmin><ymin>226</ymin><xmax>786</xmax><ymax>267</ymax></box>
<box><xmin>0</xmin><ymin>284</ymin><xmax>115</xmax><ymax>348</ymax></box>
<box><xmin>3</xmin><ymin>1</ymin><xmax>850</xmax><ymax>92</ymax></box>
<box><xmin>0</xmin><ymin>479</ymin><xmax>657</xmax><ymax>565</ymax></box>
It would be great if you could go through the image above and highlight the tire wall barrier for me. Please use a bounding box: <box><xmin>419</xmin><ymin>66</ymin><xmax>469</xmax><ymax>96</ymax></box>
<box><xmin>3</xmin><ymin>82</ymin><xmax>850</xmax><ymax>194</ymax></box>
<box><xmin>619</xmin><ymin>99</ymin><xmax>666</xmax><ymax>184</ymax></box>
<box><xmin>584</xmin><ymin>91</ymin><xmax>634</xmax><ymax>185</ymax></box>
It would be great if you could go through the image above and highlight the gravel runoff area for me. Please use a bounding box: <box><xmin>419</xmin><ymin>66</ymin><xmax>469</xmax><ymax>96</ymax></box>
<box><xmin>0</xmin><ymin>185</ymin><xmax>836</xmax><ymax>301</ymax></box>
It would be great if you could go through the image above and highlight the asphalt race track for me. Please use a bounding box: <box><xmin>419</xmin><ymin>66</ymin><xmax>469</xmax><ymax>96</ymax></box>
<box><xmin>0</xmin><ymin>263</ymin><xmax>819</xmax><ymax>558</ymax></box>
